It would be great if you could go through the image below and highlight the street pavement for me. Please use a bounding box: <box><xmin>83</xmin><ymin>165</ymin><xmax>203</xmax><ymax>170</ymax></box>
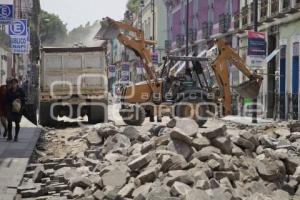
<box><xmin>108</xmin><ymin>102</ymin><xmax>274</xmax><ymax>127</ymax></box>
<box><xmin>222</xmin><ymin>115</ymin><xmax>273</xmax><ymax>125</ymax></box>
<box><xmin>0</xmin><ymin>118</ymin><xmax>40</xmax><ymax>200</ymax></box>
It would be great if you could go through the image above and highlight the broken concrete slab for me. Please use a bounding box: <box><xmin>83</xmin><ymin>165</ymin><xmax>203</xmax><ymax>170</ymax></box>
<box><xmin>137</xmin><ymin>166</ymin><xmax>159</xmax><ymax>184</ymax></box>
<box><xmin>118</xmin><ymin>182</ymin><xmax>135</xmax><ymax>198</ymax></box>
<box><xmin>101</xmin><ymin>167</ymin><xmax>129</xmax><ymax>187</ymax></box>
<box><xmin>191</xmin><ymin>146</ymin><xmax>221</xmax><ymax>162</ymax></box>
<box><xmin>256</xmin><ymin>158</ymin><xmax>286</xmax><ymax>182</ymax></box>
<box><xmin>69</xmin><ymin>176</ymin><xmax>93</xmax><ymax>189</ymax></box>
<box><xmin>199</xmin><ymin>122</ymin><xmax>226</xmax><ymax>139</ymax></box>
<box><xmin>170</xmin><ymin>181</ymin><xmax>192</xmax><ymax>196</ymax></box>
<box><xmin>167</xmin><ymin>118</ymin><xmax>199</xmax><ymax>137</ymax></box>
<box><xmin>167</xmin><ymin>139</ymin><xmax>192</xmax><ymax>160</ymax></box>
<box><xmin>192</xmin><ymin>137</ymin><xmax>210</xmax><ymax>151</ymax></box>
<box><xmin>211</xmin><ymin>136</ymin><xmax>233</xmax><ymax>154</ymax></box>
<box><xmin>86</xmin><ymin>131</ymin><xmax>103</xmax><ymax>146</ymax></box>
<box><xmin>169</xmin><ymin>128</ymin><xmax>193</xmax><ymax>145</ymax></box>
<box><xmin>128</xmin><ymin>153</ymin><xmax>153</xmax><ymax>171</ymax></box>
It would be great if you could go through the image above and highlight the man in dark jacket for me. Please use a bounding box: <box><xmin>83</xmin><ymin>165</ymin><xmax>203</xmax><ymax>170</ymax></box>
<box><xmin>5</xmin><ymin>78</ymin><xmax>25</xmax><ymax>141</ymax></box>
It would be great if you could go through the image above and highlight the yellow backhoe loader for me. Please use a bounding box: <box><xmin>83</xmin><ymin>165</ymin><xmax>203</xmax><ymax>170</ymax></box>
<box><xmin>96</xmin><ymin>17</ymin><xmax>263</xmax><ymax>126</ymax></box>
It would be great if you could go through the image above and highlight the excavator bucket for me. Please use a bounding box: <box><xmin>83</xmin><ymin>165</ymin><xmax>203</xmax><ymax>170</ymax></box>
<box><xmin>234</xmin><ymin>79</ymin><xmax>262</xmax><ymax>99</ymax></box>
<box><xmin>96</xmin><ymin>18</ymin><xmax>120</xmax><ymax>40</ymax></box>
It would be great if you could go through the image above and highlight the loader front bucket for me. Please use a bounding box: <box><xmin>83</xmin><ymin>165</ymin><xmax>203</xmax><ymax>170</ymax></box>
<box><xmin>96</xmin><ymin>18</ymin><xmax>120</xmax><ymax>40</ymax></box>
<box><xmin>234</xmin><ymin>79</ymin><xmax>262</xmax><ymax>99</ymax></box>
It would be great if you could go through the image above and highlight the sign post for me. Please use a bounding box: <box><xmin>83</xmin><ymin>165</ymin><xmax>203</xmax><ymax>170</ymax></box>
<box><xmin>9</xmin><ymin>19</ymin><xmax>29</xmax><ymax>54</ymax></box>
<box><xmin>108</xmin><ymin>65</ymin><xmax>116</xmax><ymax>78</ymax></box>
<box><xmin>121</xmin><ymin>62</ymin><xmax>130</xmax><ymax>85</ymax></box>
<box><xmin>0</xmin><ymin>0</ymin><xmax>13</xmax><ymax>24</ymax></box>
<box><xmin>247</xmin><ymin>31</ymin><xmax>267</xmax><ymax>68</ymax></box>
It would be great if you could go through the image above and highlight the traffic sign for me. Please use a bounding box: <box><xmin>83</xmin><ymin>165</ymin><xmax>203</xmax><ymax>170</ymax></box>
<box><xmin>108</xmin><ymin>65</ymin><xmax>116</xmax><ymax>78</ymax></box>
<box><xmin>121</xmin><ymin>62</ymin><xmax>130</xmax><ymax>84</ymax></box>
<box><xmin>0</xmin><ymin>0</ymin><xmax>13</xmax><ymax>24</ymax></box>
<box><xmin>9</xmin><ymin>19</ymin><xmax>28</xmax><ymax>36</ymax></box>
<box><xmin>9</xmin><ymin>20</ymin><xmax>29</xmax><ymax>54</ymax></box>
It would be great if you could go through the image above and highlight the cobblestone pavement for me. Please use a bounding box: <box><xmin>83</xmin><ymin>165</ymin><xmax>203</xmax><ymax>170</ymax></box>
<box><xmin>0</xmin><ymin>118</ymin><xmax>40</xmax><ymax>200</ymax></box>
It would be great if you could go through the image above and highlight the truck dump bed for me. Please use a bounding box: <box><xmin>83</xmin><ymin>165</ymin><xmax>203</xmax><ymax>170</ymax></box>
<box><xmin>40</xmin><ymin>47</ymin><xmax>107</xmax><ymax>98</ymax></box>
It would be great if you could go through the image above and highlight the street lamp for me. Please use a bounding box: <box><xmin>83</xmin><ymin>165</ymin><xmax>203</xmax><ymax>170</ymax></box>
<box><xmin>252</xmin><ymin>0</ymin><xmax>258</xmax><ymax>124</ymax></box>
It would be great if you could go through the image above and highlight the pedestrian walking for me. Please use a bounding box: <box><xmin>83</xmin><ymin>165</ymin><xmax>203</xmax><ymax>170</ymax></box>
<box><xmin>5</xmin><ymin>78</ymin><xmax>25</xmax><ymax>141</ymax></box>
<box><xmin>0</xmin><ymin>78</ymin><xmax>13</xmax><ymax>138</ymax></box>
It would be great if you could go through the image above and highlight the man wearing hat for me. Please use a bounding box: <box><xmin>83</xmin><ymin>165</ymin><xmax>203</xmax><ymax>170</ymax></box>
<box><xmin>5</xmin><ymin>78</ymin><xmax>25</xmax><ymax>141</ymax></box>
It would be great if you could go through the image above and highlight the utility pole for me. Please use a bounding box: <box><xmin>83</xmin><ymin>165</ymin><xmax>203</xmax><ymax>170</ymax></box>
<box><xmin>0</xmin><ymin>54</ymin><xmax>2</xmax><ymax>84</ymax></box>
<box><xmin>185</xmin><ymin>0</ymin><xmax>189</xmax><ymax>57</ymax></box>
<box><xmin>151</xmin><ymin>0</ymin><xmax>155</xmax><ymax>52</ymax></box>
<box><xmin>252</xmin><ymin>0</ymin><xmax>258</xmax><ymax>123</ymax></box>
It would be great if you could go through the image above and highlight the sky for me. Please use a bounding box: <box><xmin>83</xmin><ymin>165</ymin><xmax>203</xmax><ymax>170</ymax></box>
<box><xmin>40</xmin><ymin>0</ymin><xmax>128</xmax><ymax>31</ymax></box>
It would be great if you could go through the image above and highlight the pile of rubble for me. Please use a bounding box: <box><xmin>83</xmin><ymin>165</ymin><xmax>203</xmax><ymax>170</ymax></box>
<box><xmin>17</xmin><ymin>119</ymin><xmax>300</xmax><ymax>200</ymax></box>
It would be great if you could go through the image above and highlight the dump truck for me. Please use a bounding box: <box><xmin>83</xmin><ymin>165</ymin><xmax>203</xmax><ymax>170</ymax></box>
<box><xmin>39</xmin><ymin>46</ymin><xmax>108</xmax><ymax>126</ymax></box>
<box><xmin>96</xmin><ymin>17</ymin><xmax>263</xmax><ymax>126</ymax></box>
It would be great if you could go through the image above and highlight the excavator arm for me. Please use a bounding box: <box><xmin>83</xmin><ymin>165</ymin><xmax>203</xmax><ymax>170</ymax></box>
<box><xmin>211</xmin><ymin>40</ymin><xmax>263</xmax><ymax>115</ymax></box>
<box><xmin>96</xmin><ymin>17</ymin><xmax>158</xmax><ymax>89</ymax></box>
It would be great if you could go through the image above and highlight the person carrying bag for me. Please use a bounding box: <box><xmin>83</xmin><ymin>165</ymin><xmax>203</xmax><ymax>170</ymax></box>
<box><xmin>5</xmin><ymin>78</ymin><xmax>25</xmax><ymax>142</ymax></box>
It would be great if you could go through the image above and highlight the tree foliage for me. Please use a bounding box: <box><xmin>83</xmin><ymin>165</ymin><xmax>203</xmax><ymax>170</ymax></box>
<box><xmin>40</xmin><ymin>10</ymin><xmax>68</xmax><ymax>46</ymax></box>
<box><xmin>127</xmin><ymin>0</ymin><xmax>140</xmax><ymax>14</ymax></box>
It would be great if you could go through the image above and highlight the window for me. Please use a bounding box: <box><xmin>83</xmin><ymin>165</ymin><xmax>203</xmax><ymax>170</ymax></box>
<box><xmin>260</xmin><ymin>0</ymin><xmax>268</xmax><ymax>19</ymax></box>
<box><xmin>202</xmin><ymin>22</ymin><xmax>209</xmax><ymax>39</ymax></box>
<box><xmin>296</xmin><ymin>0</ymin><xmax>300</xmax><ymax>7</ymax></box>
<box><xmin>241</xmin><ymin>5</ymin><xmax>248</xmax><ymax>26</ymax></box>
<box><xmin>250</xmin><ymin>2</ymin><xmax>254</xmax><ymax>24</ymax></box>
<box><xmin>283</xmin><ymin>0</ymin><xmax>291</xmax><ymax>10</ymax></box>
<box><xmin>234</xmin><ymin>12</ymin><xmax>239</xmax><ymax>29</ymax></box>
<box><xmin>271</xmin><ymin>0</ymin><xmax>279</xmax><ymax>15</ymax></box>
<box><xmin>219</xmin><ymin>14</ymin><xmax>231</xmax><ymax>33</ymax></box>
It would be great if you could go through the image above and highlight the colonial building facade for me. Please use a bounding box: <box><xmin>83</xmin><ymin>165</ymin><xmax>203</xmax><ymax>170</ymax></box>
<box><xmin>236</xmin><ymin>0</ymin><xmax>300</xmax><ymax>120</ymax></box>
<box><xmin>163</xmin><ymin>0</ymin><xmax>240</xmax><ymax>55</ymax></box>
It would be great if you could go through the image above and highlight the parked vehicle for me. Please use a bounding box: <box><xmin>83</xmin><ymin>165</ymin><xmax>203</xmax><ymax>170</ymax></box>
<box><xmin>39</xmin><ymin>46</ymin><xmax>108</xmax><ymax>126</ymax></box>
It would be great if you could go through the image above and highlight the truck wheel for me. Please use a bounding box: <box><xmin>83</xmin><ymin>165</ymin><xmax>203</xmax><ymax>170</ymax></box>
<box><xmin>175</xmin><ymin>97</ymin><xmax>208</xmax><ymax>127</ymax></box>
<box><xmin>88</xmin><ymin>105</ymin><xmax>107</xmax><ymax>124</ymax></box>
<box><xmin>122</xmin><ymin>105</ymin><xmax>146</xmax><ymax>126</ymax></box>
<box><xmin>24</xmin><ymin>104</ymin><xmax>37</xmax><ymax>125</ymax></box>
<box><xmin>39</xmin><ymin>102</ymin><xmax>56</xmax><ymax>127</ymax></box>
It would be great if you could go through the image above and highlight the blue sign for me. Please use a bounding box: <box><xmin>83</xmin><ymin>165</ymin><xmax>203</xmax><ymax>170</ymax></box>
<box><xmin>9</xmin><ymin>19</ymin><xmax>28</xmax><ymax>36</ymax></box>
<box><xmin>121</xmin><ymin>62</ymin><xmax>130</xmax><ymax>84</ymax></box>
<box><xmin>11</xmin><ymin>36</ymin><xmax>28</xmax><ymax>54</ymax></box>
<box><xmin>10</xmin><ymin>27</ymin><xmax>30</xmax><ymax>54</ymax></box>
<box><xmin>0</xmin><ymin>4</ymin><xmax>13</xmax><ymax>24</ymax></box>
<box><xmin>248</xmin><ymin>39</ymin><xmax>267</xmax><ymax>56</ymax></box>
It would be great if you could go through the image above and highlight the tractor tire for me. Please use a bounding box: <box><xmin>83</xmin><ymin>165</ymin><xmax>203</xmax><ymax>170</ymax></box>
<box><xmin>39</xmin><ymin>102</ymin><xmax>56</xmax><ymax>127</ymax></box>
<box><xmin>122</xmin><ymin>105</ymin><xmax>146</xmax><ymax>126</ymax></box>
<box><xmin>175</xmin><ymin>97</ymin><xmax>208</xmax><ymax>127</ymax></box>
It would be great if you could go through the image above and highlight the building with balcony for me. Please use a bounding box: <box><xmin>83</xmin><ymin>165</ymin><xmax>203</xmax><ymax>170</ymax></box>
<box><xmin>163</xmin><ymin>0</ymin><xmax>240</xmax><ymax>55</ymax></box>
<box><xmin>140</xmin><ymin>0</ymin><xmax>168</xmax><ymax>63</ymax></box>
<box><xmin>236</xmin><ymin>0</ymin><xmax>300</xmax><ymax>120</ymax></box>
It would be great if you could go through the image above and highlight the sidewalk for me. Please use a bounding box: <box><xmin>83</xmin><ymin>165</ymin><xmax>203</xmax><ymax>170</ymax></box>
<box><xmin>222</xmin><ymin>115</ymin><xmax>274</xmax><ymax>125</ymax></box>
<box><xmin>0</xmin><ymin>118</ymin><xmax>40</xmax><ymax>200</ymax></box>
